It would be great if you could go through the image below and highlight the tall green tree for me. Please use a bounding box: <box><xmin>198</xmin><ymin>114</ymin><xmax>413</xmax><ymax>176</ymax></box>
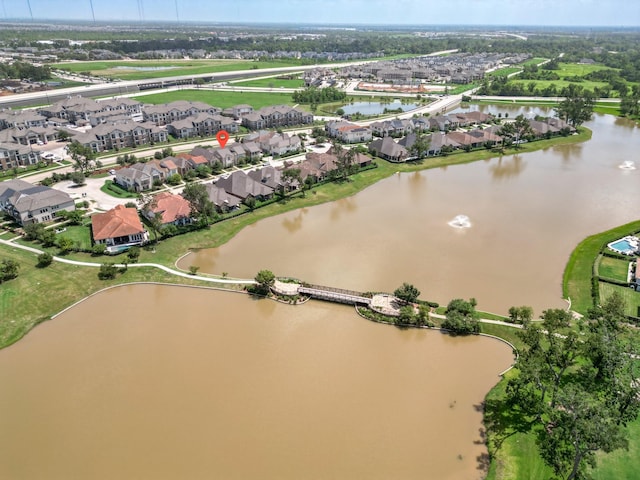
<box><xmin>182</xmin><ymin>183</ymin><xmax>215</xmax><ymax>225</ymax></box>
<box><xmin>393</xmin><ymin>283</ymin><xmax>421</xmax><ymax>304</ymax></box>
<box><xmin>408</xmin><ymin>133</ymin><xmax>431</xmax><ymax>159</ymax></box>
<box><xmin>555</xmin><ymin>84</ymin><xmax>595</xmax><ymax>128</ymax></box>
<box><xmin>254</xmin><ymin>269</ymin><xmax>275</xmax><ymax>295</ymax></box>
<box><xmin>68</xmin><ymin>141</ymin><xmax>98</xmax><ymax>175</ymax></box>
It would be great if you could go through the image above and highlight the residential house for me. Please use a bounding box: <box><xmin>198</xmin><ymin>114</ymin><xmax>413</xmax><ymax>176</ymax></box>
<box><xmin>69</xmin><ymin>120</ymin><xmax>168</xmax><ymax>153</ymax></box>
<box><xmin>142</xmin><ymin>100</ymin><xmax>221</xmax><ymax>126</ymax></box>
<box><xmin>0</xmin><ymin>142</ymin><xmax>41</xmax><ymax>171</ymax></box>
<box><xmin>0</xmin><ymin>109</ymin><xmax>48</xmax><ymax>130</ymax></box>
<box><xmin>369</xmin><ymin>136</ymin><xmax>409</xmax><ymax>162</ymax></box>
<box><xmin>142</xmin><ymin>192</ymin><xmax>192</xmax><ymax>226</ymax></box>
<box><xmin>204</xmin><ymin>183</ymin><xmax>241</xmax><ymax>212</ymax></box>
<box><xmin>0</xmin><ymin>126</ymin><xmax>60</xmax><ymax>145</ymax></box>
<box><xmin>326</xmin><ymin>121</ymin><xmax>372</xmax><ymax>143</ymax></box>
<box><xmin>167</xmin><ymin>112</ymin><xmax>237</xmax><ymax>139</ymax></box>
<box><xmin>222</xmin><ymin>104</ymin><xmax>254</xmax><ymax>120</ymax></box>
<box><xmin>424</xmin><ymin>132</ymin><xmax>461</xmax><ymax>156</ymax></box>
<box><xmin>214</xmin><ymin>170</ymin><xmax>274</xmax><ymax>201</ymax></box>
<box><xmin>370</xmin><ymin>119</ymin><xmax>414</xmax><ymax>137</ymax></box>
<box><xmin>241</xmin><ymin>105</ymin><xmax>313</xmax><ymax>130</ymax></box>
<box><xmin>38</xmin><ymin>96</ymin><xmax>105</xmax><ymax>124</ymax></box>
<box><xmin>0</xmin><ymin>179</ymin><xmax>75</xmax><ymax>225</ymax></box>
<box><xmin>91</xmin><ymin>205</ymin><xmax>149</xmax><ymax>252</ymax></box>
<box><xmin>114</xmin><ymin>160</ymin><xmax>169</xmax><ymax>192</ymax></box>
<box><xmin>447</xmin><ymin>131</ymin><xmax>485</xmax><ymax>149</ymax></box>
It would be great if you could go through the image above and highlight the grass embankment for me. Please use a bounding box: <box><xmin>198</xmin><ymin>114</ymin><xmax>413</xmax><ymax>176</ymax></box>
<box><xmin>131</xmin><ymin>90</ymin><xmax>296</xmax><ymax>109</ymax></box>
<box><xmin>232</xmin><ymin>76</ymin><xmax>305</xmax><ymax>88</ymax></box>
<box><xmin>562</xmin><ymin>219</ymin><xmax>640</xmax><ymax>315</ymax></box>
<box><xmin>471</xmin><ymin>98</ymin><xmax>622</xmax><ymax>116</ymax></box>
<box><xmin>101</xmin><ymin>180</ymin><xmax>138</xmax><ymax>199</ymax></box>
<box><xmin>52</xmin><ymin>59</ymin><xmax>306</xmax><ymax>81</ymax></box>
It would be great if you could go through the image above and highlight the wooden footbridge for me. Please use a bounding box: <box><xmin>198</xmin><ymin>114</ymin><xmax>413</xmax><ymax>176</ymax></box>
<box><xmin>298</xmin><ymin>284</ymin><xmax>372</xmax><ymax>306</ymax></box>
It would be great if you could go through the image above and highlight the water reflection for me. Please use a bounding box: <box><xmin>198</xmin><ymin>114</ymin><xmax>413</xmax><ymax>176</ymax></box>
<box><xmin>282</xmin><ymin>208</ymin><xmax>308</xmax><ymax>234</ymax></box>
<box><xmin>555</xmin><ymin>143</ymin><xmax>583</xmax><ymax>164</ymax></box>
<box><xmin>490</xmin><ymin>154</ymin><xmax>526</xmax><ymax>180</ymax></box>
<box><xmin>329</xmin><ymin>197</ymin><xmax>358</xmax><ymax>221</ymax></box>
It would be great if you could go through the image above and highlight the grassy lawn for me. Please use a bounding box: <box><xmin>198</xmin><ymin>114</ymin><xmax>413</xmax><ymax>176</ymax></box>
<box><xmin>55</xmin><ymin>224</ymin><xmax>92</xmax><ymax>251</ymax></box>
<box><xmin>131</xmin><ymin>90</ymin><xmax>296</xmax><ymax>109</ymax></box>
<box><xmin>591</xmin><ymin>415</ymin><xmax>640</xmax><ymax>480</ymax></box>
<box><xmin>599</xmin><ymin>282</ymin><xmax>640</xmax><ymax>317</ymax></box>
<box><xmin>597</xmin><ymin>255</ymin><xmax>631</xmax><ymax>282</ymax></box>
<box><xmin>488</xmin><ymin>67</ymin><xmax>522</xmax><ymax>78</ymax></box>
<box><xmin>563</xmin><ymin>220</ymin><xmax>640</xmax><ymax>315</ymax></box>
<box><xmin>510</xmin><ymin>78</ymin><xmax>612</xmax><ymax>93</ymax></box>
<box><xmin>522</xmin><ymin>57</ymin><xmax>549</xmax><ymax>67</ymax></box>
<box><xmin>101</xmin><ymin>180</ymin><xmax>138</xmax><ymax>199</ymax></box>
<box><xmin>52</xmin><ymin>59</ymin><xmax>305</xmax><ymax>81</ymax></box>
<box><xmin>232</xmin><ymin>76</ymin><xmax>305</xmax><ymax>88</ymax></box>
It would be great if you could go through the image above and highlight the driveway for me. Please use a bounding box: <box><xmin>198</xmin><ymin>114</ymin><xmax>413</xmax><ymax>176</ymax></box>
<box><xmin>52</xmin><ymin>177</ymin><xmax>132</xmax><ymax>212</ymax></box>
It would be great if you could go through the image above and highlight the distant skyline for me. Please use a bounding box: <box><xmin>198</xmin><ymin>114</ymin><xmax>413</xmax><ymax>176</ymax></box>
<box><xmin>1</xmin><ymin>0</ymin><xmax>638</xmax><ymax>27</ymax></box>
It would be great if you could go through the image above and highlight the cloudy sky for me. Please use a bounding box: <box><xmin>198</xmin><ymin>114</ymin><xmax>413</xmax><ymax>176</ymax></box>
<box><xmin>2</xmin><ymin>0</ymin><xmax>638</xmax><ymax>26</ymax></box>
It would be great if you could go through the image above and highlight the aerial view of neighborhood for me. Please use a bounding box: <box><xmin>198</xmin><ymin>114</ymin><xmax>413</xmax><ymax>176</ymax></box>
<box><xmin>1</xmin><ymin>0</ymin><xmax>639</xmax><ymax>479</ymax></box>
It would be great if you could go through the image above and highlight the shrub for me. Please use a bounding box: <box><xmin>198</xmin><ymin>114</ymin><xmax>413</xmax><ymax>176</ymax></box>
<box><xmin>36</xmin><ymin>252</ymin><xmax>53</xmax><ymax>268</ymax></box>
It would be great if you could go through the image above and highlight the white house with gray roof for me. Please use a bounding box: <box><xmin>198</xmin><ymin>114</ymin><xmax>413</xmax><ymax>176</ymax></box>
<box><xmin>0</xmin><ymin>179</ymin><xmax>75</xmax><ymax>225</ymax></box>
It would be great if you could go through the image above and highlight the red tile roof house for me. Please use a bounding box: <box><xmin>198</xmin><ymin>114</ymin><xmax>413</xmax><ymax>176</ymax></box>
<box><xmin>142</xmin><ymin>192</ymin><xmax>193</xmax><ymax>226</ymax></box>
<box><xmin>91</xmin><ymin>205</ymin><xmax>149</xmax><ymax>253</ymax></box>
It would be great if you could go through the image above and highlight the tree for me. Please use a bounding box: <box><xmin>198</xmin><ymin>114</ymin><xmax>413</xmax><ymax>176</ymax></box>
<box><xmin>555</xmin><ymin>84</ymin><xmax>594</xmax><ymax>128</ymax></box>
<box><xmin>189</xmin><ymin>265</ymin><xmax>200</xmax><ymax>275</ymax></box>
<box><xmin>98</xmin><ymin>263</ymin><xmax>118</xmax><ymax>280</ymax></box>
<box><xmin>68</xmin><ymin>141</ymin><xmax>97</xmax><ymax>175</ymax></box>
<box><xmin>408</xmin><ymin>133</ymin><xmax>431</xmax><ymax>160</ymax></box>
<box><xmin>254</xmin><ymin>269</ymin><xmax>275</xmax><ymax>295</ymax></box>
<box><xmin>126</xmin><ymin>246</ymin><xmax>140</xmax><ymax>263</ymax></box>
<box><xmin>182</xmin><ymin>183</ymin><xmax>215</xmax><ymax>225</ymax></box>
<box><xmin>281</xmin><ymin>168</ymin><xmax>302</xmax><ymax>195</ymax></box>
<box><xmin>505</xmin><ymin>297</ymin><xmax>640</xmax><ymax>480</ymax></box>
<box><xmin>0</xmin><ymin>259</ymin><xmax>20</xmax><ymax>282</ymax></box>
<box><xmin>56</xmin><ymin>236</ymin><xmax>75</xmax><ymax>254</ymax></box>
<box><xmin>397</xmin><ymin>305</ymin><xmax>415</xmax><ymax>325</ymax></box>
<box><xmin>393</xmin><ymin>283</ymin><xmax>421</xmax><ymax>304</ymax></box>
<box><xmin>36</xmin><ymin>252</ymin><xmax>53</xmax><ymax>268</ymax></box>
<box><xmin>508</xmin><ymin>305</ymin><xmax>534</xmax><ymax>324</ymax></box>
<box><xmin>92</xmin><ymin>243</ymin><xmax>107</xmax><ymax>255</ymax></box>
<box><xmin>441</xmin><ymin>298</ymin><xmax>479</xmax><ymax>334</ymax></box>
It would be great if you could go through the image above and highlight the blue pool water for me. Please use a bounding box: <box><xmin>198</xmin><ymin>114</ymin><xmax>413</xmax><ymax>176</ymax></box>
<box><xmin>609</xmin><ymin>239</ymin><xmax>637</xmax><ymax>254</ymax></box>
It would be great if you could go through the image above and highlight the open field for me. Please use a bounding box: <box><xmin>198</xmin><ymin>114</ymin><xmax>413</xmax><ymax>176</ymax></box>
<box><xmin>52</xmin><ymin>59</ymin><xmax>307</xmax><ymax>81</ymax></box>
<box><xmin>131</xmin><ymin>89</ymin><xmax>297</xmax><ymax>109</ymax></box>
<box><xmin>599</xmin><ymin>282</ymin><xmax>640</xmax><ymax>317</ymax></box>
<box><xmin>522</xmin><ymin>57</ymin><xmax>548</xmax><ymax>66</ymax></box>
<box><xmin>232</xmin><ymin>76</ymin><xmax>305</xmax><ymax>88</ymax></box>
<box><xmin>597</xmin><ymin>255</ymin><xmax>631</xmax><ymax>282</ymax></box>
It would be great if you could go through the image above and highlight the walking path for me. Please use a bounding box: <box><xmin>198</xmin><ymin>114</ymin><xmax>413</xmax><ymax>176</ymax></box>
<box><xmin>0</xmin><ymin>238</ymin><xmax>256</xmax><ymax>285</ymax></box>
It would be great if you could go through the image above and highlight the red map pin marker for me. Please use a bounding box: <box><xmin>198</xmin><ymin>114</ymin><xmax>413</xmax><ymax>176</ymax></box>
<box><xmin>216</xmin><ymin>130</ymin><xmax>229</xmax><ymax>149</ymax></box>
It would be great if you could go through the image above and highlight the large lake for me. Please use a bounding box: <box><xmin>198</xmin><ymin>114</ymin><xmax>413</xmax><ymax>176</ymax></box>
<box><xmin>1</xmin><ymin>106</ymin><xmax>637</xmax><ymax>479</ymax></box>
<box><xmin>184</xmin><ymin>108</ymin><xmax>640</xmax><ymax>315</ymax></box>
<box><xmin>0</xmin><ymin>285</ymin><xmax>512</xmax><ymax>479</ymax></box>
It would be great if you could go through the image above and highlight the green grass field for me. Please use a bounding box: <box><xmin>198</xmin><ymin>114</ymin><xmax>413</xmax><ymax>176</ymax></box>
<box><xmin>563</xmin><ymin>220</ymin><xmax>640</xmax><ymax>315</ymax></box>
<box><xmin>597</xmin><ymin>255</ymin><xmax>631</xmax><ymax>282</ymax></box>
<box><xmin>599</xmin><ymin>282</ymin><xmax>640</xmax><ymax>317</ymax></box>
<box><xmin>52</xmin><ymin>59</ymin><xmax>306</xmax><ymax>81</ymax></box>
<box><xmin>232</xmin><ymin>76</ymin><xmax>305</xmax><ymax>88</ymax></box>
<box><xmin>522</xmin><ymin>57</ymin><xmax>549</xmax><ymax>66</ymax></box>
<box><xmin>132</xmin><ymin>89</ymin><xmax>297</xmax><ymax>109</ymax></box>
<box><xmin>56</xmin><ymin>224</ymin><xmax>92</xmax><ymax>251</ymax></box>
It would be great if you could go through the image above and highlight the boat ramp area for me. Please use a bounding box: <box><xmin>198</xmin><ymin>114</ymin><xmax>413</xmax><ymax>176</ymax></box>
<box><xmin>272</xmin><ymin>280</ymin><xmax>402</xmax><ymax>316</ymax></box>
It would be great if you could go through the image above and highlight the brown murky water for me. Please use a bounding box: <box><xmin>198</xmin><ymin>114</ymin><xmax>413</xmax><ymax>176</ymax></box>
<box><xmin>0</xmin><ymin>284</ymin><xmax>513</xmax><ymax>480</ymax></box>
<box><xmin>183</xmin><ymin>111</ymin><xmax>640</xmax><ymax>315</ymax></box>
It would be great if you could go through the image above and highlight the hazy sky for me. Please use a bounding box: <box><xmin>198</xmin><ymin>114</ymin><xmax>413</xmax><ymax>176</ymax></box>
<box><xmin>2</xmin><ymin>0</ymin><xmax>639</xmax><ymax>27</ymax></box>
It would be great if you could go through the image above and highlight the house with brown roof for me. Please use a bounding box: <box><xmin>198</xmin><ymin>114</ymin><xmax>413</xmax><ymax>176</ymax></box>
<box><xmin>142</xmin><ymin>192</ymin><xmax>193</xmax><ymax>226</ymax></box>
<box><xmin>91</xmin><ymin>205</ymin><xmax>149</xmax><ymax>253</ymax></box>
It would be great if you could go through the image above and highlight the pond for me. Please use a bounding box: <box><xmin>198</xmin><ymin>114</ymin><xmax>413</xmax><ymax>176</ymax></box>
<box><xmin>340</xmin><ymin>99</ymin><xmax>419</xmax><ymax>115</ymax></box>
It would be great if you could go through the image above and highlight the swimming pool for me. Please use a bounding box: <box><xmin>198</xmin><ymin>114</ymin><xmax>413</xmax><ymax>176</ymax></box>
<box><xmin>608</xmin><ymin>237</ymin><xmax>639</xmax><ymax>255</ymax></box>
